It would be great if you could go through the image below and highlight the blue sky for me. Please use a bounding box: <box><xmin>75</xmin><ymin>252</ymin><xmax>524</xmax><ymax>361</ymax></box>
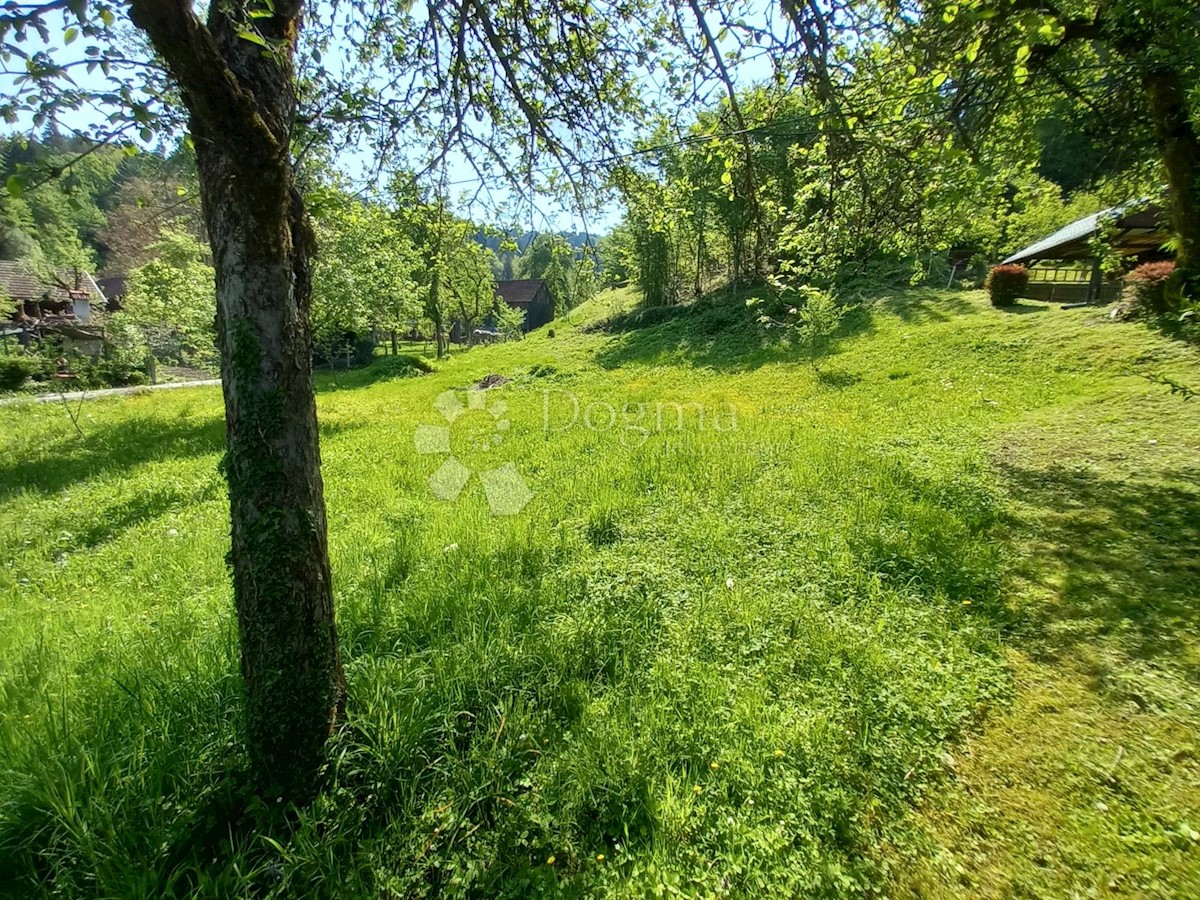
<box><xmin>2</xmin><ymin>0</ymin><xmax>780</xmax><ymax>234</ymax></box>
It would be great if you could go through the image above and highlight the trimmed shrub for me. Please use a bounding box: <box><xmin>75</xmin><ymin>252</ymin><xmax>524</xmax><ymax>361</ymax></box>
<box><xmin>0</xmin><ymin>356</ymin><xmax>40</xmax><ymax>392</ymax></box>
<box><xmin>984</xmin><ymin>264</ymin><xmax>1028</xmax><ymax>307</ymax></box>
<box><xmin>1122</xmin><ymin>260</ymin><xmax>1176</xmax><ymax>316</ymax></box>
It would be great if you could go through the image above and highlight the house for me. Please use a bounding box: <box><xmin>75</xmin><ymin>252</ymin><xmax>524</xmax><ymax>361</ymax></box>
<box><xmin>0</xmin><ymin>260</ymin><xmax>107</xmax><ymax>356</ymax></box>
<box><xmin>495</xmin><ymin>279</ymin><xmax>556</xmax><ymax>331</ymax></box>
<box><xmin>1001</xmin><ymin>202</ymin><xmax>1172</xmax><ymax>304</ymax></box>
<box><xmin>448</xmin><ymin>279</ymin><xmax>558</xmax><ymax>344</ymax></box>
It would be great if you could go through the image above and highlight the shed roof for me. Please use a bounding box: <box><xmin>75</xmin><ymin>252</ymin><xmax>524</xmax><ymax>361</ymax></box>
<box><xmin>0</xmin><ymin>260</ymin><xmax>105</xmax><ymax>306</ymax></box>
<box><xmin>1002</xmin><ymin>201</ymin><xmax>1170</xmax><ymax>265</ymax></box>
<box><xmin>495</xmin><ymin>279</ymin><xmax>547</xmax><ymax>306</ymax></box>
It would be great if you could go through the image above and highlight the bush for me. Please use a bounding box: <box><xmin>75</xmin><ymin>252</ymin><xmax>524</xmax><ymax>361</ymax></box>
<box><xmin>1121</xmin><ymin>261</ymin><xmax>1176</xmax><ymax>316</ymax></box>
<box><xmin>984</xmin><ymin>264</ymin><xmax>1028</xmax><ymax>307</ymax></box>
<box><xmin>364</xmin><ymin>354</ymin><xmax>431</xmax><ymax>379</ymax></box>
<box><xmin>74</xmin><ymin>356</ymin><xmax>147</xmax><ymax>389</ymax></box>
<box><xmin>0</xmin><ymin>356</ymin><xmax>40</xmax><ymax>392</ymax></box>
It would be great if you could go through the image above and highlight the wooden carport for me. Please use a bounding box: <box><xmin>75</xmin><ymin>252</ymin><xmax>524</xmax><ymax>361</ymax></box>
<box><xmin>1001</xmin><ymin>202</ymin><xmax>1171</xmax><ymax>304</ymax></box>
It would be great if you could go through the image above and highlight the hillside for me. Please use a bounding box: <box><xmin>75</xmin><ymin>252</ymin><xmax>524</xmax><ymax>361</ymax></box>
<box><xmin>1</xmin><ymin>289</ymin><xmax>1198</xmax><ymax>897</ymax></box>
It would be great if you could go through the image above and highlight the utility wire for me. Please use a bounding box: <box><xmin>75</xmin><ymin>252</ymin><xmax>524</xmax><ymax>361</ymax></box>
<box><xmin>437</xmin><ymin>64</ymin><xmax>1129</xmax><ymax>189</ymax></box>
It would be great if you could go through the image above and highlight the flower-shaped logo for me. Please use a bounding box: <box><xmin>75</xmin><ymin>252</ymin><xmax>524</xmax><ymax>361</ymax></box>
<box><xmin>413</xmin><ymin>389</ymin><xmax>533</xmax><ymax>516</ymax></box>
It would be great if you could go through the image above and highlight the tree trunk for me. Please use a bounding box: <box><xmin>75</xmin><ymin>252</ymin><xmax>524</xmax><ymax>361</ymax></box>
<box><xmin>390</xmin><ymin>330</ymin><xmax>398</xmax><ymax>355</ymax></box>
<box><xmin>129</xmin><ymin>0</ymin><xmax>344</xmax><ymax>802</ymax></box>
<box><xmin>1144</xmin><ymin>68</ymin><xmax>1200</xmax><ymax>305</ymax></box>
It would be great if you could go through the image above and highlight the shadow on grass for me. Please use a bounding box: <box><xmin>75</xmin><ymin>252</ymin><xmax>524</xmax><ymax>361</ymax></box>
<box><xmin>0</xmin><ymin>416</ymin><xmax>226</xmax><ymax>502</ymax></box>
<box><xmin>0</xmin><ymin>413</ymin><xmax>358</xmax><ymax>502</ymax></box>
<box><xmin>65</xmin><ymin>480</ymin><xmax>223</xmax><ymax>553</ymax></box>
<box><xmin>997</xmin><ymin>461</ymin><xmax>1200</xmax><ymax>677</ymax></box>
<box><xmin>315</xmin><ymin>355</ymin><xmax>433</xmax><ymax>393</ymax></box>
<box><xmin>996</xmin><ymin>301</ymin><xmax>1051</xmax><ymax>315</ymax></box>
<box><xmin>593</xmin><ymin>293</ymin><xmax>880</xmax><ymax>373</ymax></box>
<box><xmin>816</xmin><ymin>368</ymin><xmax>862</xmax><ymax>389</ymax></box>
<box><xmin>880</xmin><ymin>290</ymin><xmax>978</xmax><ymax>324</ymax></box>
<box><xmin>591</xmin><ymin>288</ymin><xmax>982</xmax><ymax>374</ymax></box>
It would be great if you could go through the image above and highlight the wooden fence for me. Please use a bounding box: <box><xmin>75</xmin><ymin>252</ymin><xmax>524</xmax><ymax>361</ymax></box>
<box><xmin>1023</xmin><ymin>267</ymin><xmax>1121</xmax><ymax>304</ymax></box>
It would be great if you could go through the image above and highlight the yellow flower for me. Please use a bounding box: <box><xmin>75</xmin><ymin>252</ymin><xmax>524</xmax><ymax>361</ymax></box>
<box><xmin>693</xmin><ymin>785</ymin><xmax>702</xmax><ymax>794</ymax></box>
<box><xmin>774</xmin><ymin>749</ymin><xmax>785</xmax><ymax>758</ymax></box>
<box><xmin>546</xmin><ymin>856</ymin><xmax>555</xmax><ymax>866</ymax></box>
<box><xmin>710</xmin><ymin>761</ymin><xmax>719</xmax><ymax>770</ymax></box>
<box><xmin>596</xmin><ymin>854</ymin><xmax>605</xmax><ymax>862</ymax></box>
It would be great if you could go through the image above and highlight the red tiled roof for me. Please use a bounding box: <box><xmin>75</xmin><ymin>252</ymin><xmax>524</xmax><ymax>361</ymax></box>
<box><xmin>0</xmin><ymin>260</ymin><xmax>105</xmax><ymax>305</ymax></box>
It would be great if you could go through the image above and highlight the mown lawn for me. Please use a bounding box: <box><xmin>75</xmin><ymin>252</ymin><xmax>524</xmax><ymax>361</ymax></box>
<box><xmin>0</xmin><ymin>288</ymin><xmax>1197</xmax><ymax>897</ymax></box>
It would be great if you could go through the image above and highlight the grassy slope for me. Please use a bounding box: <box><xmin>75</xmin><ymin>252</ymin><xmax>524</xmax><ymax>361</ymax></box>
<box><xmin>0</xmin><ymin>288</ymin><xmax>1197</xmax><ymax>897</ymax></box>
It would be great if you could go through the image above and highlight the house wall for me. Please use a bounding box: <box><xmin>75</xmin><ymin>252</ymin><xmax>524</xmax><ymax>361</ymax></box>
<box><xmin>522</xmin><ymin>286</ymin><xmax>555</xmax><ymax>331</ymax></box>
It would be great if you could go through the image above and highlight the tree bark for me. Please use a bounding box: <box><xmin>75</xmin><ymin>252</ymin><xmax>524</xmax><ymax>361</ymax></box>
<box><xmin>1143</xmin><ymin>67</ymin><xmax>1200</xmax><ymax>305</ymax></box>
<box><xmin>129</xmin><ymin>0</ymin><xmax>344</xmax><ymax>800</ymax></box>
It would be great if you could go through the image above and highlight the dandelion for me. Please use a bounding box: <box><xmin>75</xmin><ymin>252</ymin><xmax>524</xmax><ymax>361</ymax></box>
<box><xmin>962</xmin><ymin>600</ymin><xmax>972</xmax><ymax>606</ymax></box>
<box><xmin>546</xmin><ymin>855</ymin><xmax>556</xmax><ymax>866</ymax></box>
<box><xmin>596</xmin><ymin>854</ymin><xmax>605</xmax><ymax>862</ymax></box>
<box><xmin>693</xmin><ymin>785</ymin><xmax>702</xmax><ymax>794</ymax></box>
<box><xmin>774</xmin><ymin>749</ymin><xmax>785</xmax><ymax>758</ymax></box>
<box><xmin>710</xmin><ymin>761</ymin><xmax>719</xmax><ymax>770</ymax></box>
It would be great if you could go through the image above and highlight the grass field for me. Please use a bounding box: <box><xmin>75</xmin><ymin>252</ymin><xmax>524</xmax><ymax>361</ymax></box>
<box><xmin>1</xmin><ymin>288</ymin><xmax>1198</xmax><ymax>897</ymax></box>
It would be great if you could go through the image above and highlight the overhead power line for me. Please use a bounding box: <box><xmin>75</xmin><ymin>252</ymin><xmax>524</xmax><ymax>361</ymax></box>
<box><xmin>437</xmin><ymin>64</ymin><xmax>1128</xmax><ymax>190</ymax></box>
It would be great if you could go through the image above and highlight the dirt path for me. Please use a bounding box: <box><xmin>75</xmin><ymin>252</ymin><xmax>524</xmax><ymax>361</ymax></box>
<box><xmin>0</xmin><ymin>379</ymin><xmax>221</xmax><ymax>407</ymax></box>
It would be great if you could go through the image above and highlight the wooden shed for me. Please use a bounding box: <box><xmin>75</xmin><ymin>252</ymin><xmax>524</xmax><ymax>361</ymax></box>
<box><xmin>1001</xmin><ymin>202</ymin><xmax>1172</xmax><ymax>304</ymax></box>
<box><xmin>494</xmin><ymin>279</ymin><xmax>556</xmax><ymax>331</ymax></box>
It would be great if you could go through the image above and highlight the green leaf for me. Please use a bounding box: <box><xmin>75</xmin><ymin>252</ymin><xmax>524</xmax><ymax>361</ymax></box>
<box><xmin>237</xmin><ymin>29</ymin><xmax>268</xmax><ymax>48</ymax></box>
<box><xmin>965</xmin><ymin>37</ymin><xmax>982</xmax><ymax>63</ymax></box>
<box><xmin>98</xmin><ymin>7</ymin><xmax>115</xmax><ymax>27</ymax></box>
<box><xmin>64</xmin><ymin>27</ymin><xmax>78</xmax><ymax>44</ymax></box>
<box><xmin>5</xmin><ymin>174</ymin><xmax>23</xmax><ymax>197</ymax></box>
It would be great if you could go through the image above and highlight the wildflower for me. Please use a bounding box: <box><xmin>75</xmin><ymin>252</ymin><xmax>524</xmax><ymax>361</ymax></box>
<box><xmin>167</xmin><ymin>528</ymin><xmax>179</xmax><ymax>537</ymax></box>
<box><xmin>725</xmin><ymin>577</ymin><xmax>734</xmax><ymax>589</ymax></box>
<box><xmin>546</xmin><ymin>855</ymin><xmax>556</xmax><ymax>866</ymax></box>
<box><xmin>710</xmin><ymin>761</ymin><xmax>719</xmax><ymax>770</ymax></box>
<box><xmin>774</xmin><ymin>749</ymin><xmax>785</xmax><ymax>758</ymax></box>
<box><xmin>693</xmin><ymin>785</ymin><xmax>702</xmax><ymax>794</ymax></box>
<box><xmin>596</xmin><ymin>853</ymin><xmax>605</xmax><ymax>862</ymax></box>
<box><xmin>962</xmin><ymin>600</ymin><xmax>972</xmax><ymax>606</ymax></box>
<box><xmin>444</xmin><ymin>543</ymin><xmax>459</xmax><ymax>553</ymax></box>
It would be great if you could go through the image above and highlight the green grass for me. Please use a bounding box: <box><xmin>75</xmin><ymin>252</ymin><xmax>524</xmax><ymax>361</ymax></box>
<box><xmin>0</xmin><ymin>288</ymin><xmax>1198</xmax><ymax>897</ymax></box>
